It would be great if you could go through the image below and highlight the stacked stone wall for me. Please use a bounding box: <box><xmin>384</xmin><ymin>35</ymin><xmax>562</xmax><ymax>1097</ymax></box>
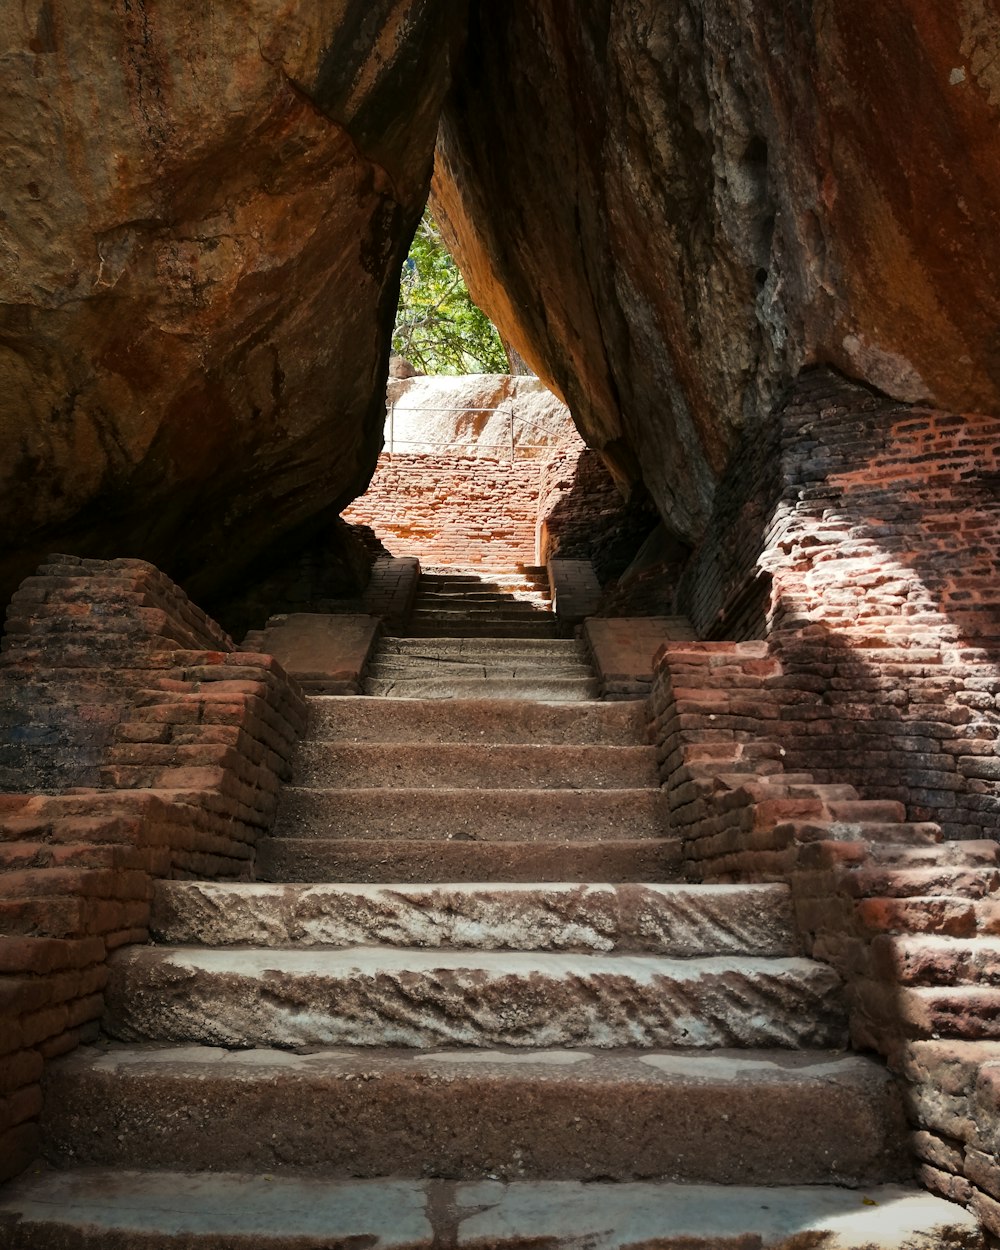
<box><xmin>0</xmin><ymin>557</ymin><xmax>306</xmax><ymax>1181</ymax></box>
<box><xmin>342</xmin><ymin>453</ymin><xmax>542</xmax><ymax>567</ymax></box>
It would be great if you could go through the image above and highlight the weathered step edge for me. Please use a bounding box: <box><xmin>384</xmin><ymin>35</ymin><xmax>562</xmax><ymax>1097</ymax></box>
<box><xmin>104</xmin><ymin>947</ymin><xmax>849</xmax><ymax>1051</ymax></box>
<box><xmin>151</xmin><ymin>881</ymin><xmax>798</xmax><ymax>955</ymax></box>
<box><xmin>43</xmin><ymin>1045</ymin><xmax>910</xmax><ymax>1186</ymax></box>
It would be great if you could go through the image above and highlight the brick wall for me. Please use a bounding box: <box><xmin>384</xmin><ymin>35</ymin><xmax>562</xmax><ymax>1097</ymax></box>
<box><xmin>654</xmin><ymin>371</ymin><xmax>1000</xmax><ymax>1235</ymax></box>
<box><xmin>0</xmin><ymin>557</ymin><xmax>306</xmax><ymax>1181</ymax></box>
<box><xmin>676</xmin><ymin>369</ymin><xmax>1000</xmax><ymax>839</ymax></box>
<box><xmin>650</xmin><ymin>639</ymin><xmax>1000</xmax><ymax>1238</ymax></box>
<box><xmin>342</xmin><ymin>453</ymin><xmax>543</xmax><ymax>567</ymax></box>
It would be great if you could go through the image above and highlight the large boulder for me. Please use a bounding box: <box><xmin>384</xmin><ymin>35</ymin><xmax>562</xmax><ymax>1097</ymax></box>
<box><xmin>0</xmin><ymin>1</ymin><xmax>461</xmax><ymax>607</ymax></box>
<box><xmin>383</xmin><ymin>374</ymin><xmax>578</xmax><ymax>456</ymax></box>
<box><xmin>433</xmin><ymin>1</ymin><xmax>1000</xmax><ymax>543</ymax></box>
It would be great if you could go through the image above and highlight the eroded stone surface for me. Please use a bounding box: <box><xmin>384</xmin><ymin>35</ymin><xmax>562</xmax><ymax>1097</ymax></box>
<box><xmin>42</xmin><ymin>1044</ymin><xmax>908</xmax><ymax>1184</ymax></box>
<box><xmin>272</xmin><ymin>785</ymin><xmax>669</xmax><ymax>841</ymax></box>
<box><xmin>151</xmin><ymin>881</ymin><xmax>797</xmax><ymax>955</ymax></box>
<box><xmin>0</xmin><ymin>1172</ymin><xmax>981</xmax><ymax>1249</ymax></box>
<box><xmin>305</xmin><ymin>694</ymin><xmax>649</xmax><ymax>745</ymax></box>
<box><xmin>292</xmin><ymin>741</ymin><xmax>657</xmax><ymax>790</ymax></box>
<box><xmin>103</xmin><ymin>946</ymin><xmax>847</xmax><ymax>1050</ymax></box>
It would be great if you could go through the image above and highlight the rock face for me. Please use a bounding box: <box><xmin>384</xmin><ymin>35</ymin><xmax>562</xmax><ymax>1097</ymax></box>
<box><xmin>384</xmin><ymin>373</ymin><xmax>578</xmax><ymax>455</ymax></box>
<box><xmin>433</xmin><ymin>2</ymin><xmax>1000</xmax><ymax>544</ymax></box>
<box><xmin>0</xmin><ymin>1</ymin><xmax>461</xmax><ymax>607</ymax></box>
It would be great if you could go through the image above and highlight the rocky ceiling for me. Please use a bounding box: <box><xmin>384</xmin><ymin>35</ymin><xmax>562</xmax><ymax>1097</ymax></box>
<box><xmin>433</xmin><ymin>1</ymin><xmax>1000</xmax><ymax>539</ymax></box>
<box><xmin>0</xmin><ymin>1</ymin><xmax>460</xmax><ymax>608</ymax></box>
<box><xmin>2</xmin><ymin>2</ymin><xmax>999</xmax><ymax>610</ymax></box>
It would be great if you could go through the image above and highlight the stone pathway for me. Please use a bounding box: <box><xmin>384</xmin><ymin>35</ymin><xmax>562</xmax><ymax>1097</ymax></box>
<box><xmin>0</xmin><ymin>571</ymin><xmax>980</xmax><ymax>1247</ymax></box>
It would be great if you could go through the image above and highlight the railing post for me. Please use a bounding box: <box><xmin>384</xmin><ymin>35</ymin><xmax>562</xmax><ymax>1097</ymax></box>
<box><xmin>509</xmin><ymin>402</ymin><xmax>515</xmax><ymax>463</ymax></box>
<box><xmin>388</xmin><ymin>401</ymin><xmax>394</xmax><ymax>455</ymax></box>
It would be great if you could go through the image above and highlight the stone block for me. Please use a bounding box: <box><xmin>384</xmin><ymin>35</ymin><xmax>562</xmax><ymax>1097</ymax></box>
<box><xmin>254</xmin><ymin>614</ymin><xmax>381</xmax><ymax>692</ymax></box>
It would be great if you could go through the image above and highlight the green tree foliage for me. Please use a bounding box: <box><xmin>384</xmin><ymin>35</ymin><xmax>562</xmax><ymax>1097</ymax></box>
<box><xmin>392</xmin><ymin>211</ymin><xmax>509</xmax><ymax>374</ymax></box>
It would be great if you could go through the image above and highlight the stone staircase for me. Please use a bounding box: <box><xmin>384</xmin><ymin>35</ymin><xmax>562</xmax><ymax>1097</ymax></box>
<box><xmin>0</xmin><ymin>588</ymin><xmax>979</xmax><ymax>1246</ymax></box>
<box><xmin>363</xmin><ymin>637</ymin><xmax>598</xmax><ymax>700</ymax></box>
<box><xmin>408</xmin><ymin>566</ymin><xmax>558</xmax><ymax>638</ymax></box>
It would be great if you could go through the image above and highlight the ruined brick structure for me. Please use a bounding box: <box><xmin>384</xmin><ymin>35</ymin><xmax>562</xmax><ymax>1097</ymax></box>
<box><xmin>0</xmin><ymin>558</ymin><xmax>305</xmax><ymax>1181</ymax></box>
<box><xmin>342</xmin><ymin>453</ymin><xmax>545</xmax><ymax>568</ymax></box>
<box><xmin>648</xmin><ymin>370</ymin><xmax>1000</xmax><ymax>1232</ymax></box>
<box><xmin>679</xmin><ymin>370</ymin><xmax>1000</xmax><ymax>840</ymax></box>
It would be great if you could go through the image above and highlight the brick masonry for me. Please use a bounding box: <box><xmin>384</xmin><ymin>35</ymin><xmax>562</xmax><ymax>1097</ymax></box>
<box><xmin>652</xmin><ymin>369</ymin><xmax>1000</xmax><ymax>1236</ymax></box>
<box><xmin>342</xmin><ymin>453</ymin><xmax>545</xmax><ymax>568</ymax></box>
<box><xmin>649</xmin><ymin>639</ymin><xmax>1000</xmax><ymax>1238</ymax></box>
<box><xmin>0</xmin><ymin>556</ymin><xmax>306</xmax><ymax>1182</ymax></box>
<box><xmin>342</xmin><ymin>442</ymin><xmax>634</xmax><ymax>576</ymax></box>
<box><xmin>678</xmin><ymin>369</ymin><xmax>1000</xmax><ymax>840</ymax></box>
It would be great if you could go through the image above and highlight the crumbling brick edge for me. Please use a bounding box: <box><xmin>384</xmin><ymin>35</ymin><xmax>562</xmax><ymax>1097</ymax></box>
<box><xmin>651</xmin><ymin>639</ymin><xmax>1000</xmax><ymax>1241</ymax></box>
<box><xmin>0</xmin><ymin>556</ymin><xmax>307</xmax><ymax>1182</ymax></box>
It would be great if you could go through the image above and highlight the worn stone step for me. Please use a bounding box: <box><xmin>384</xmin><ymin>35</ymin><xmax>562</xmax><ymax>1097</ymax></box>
<box><xmin>366</xmin><ymin>658</ymin><xmax>593</xmax><ymax>679</ymax></box>
<box><xmin>291</xmin><ymin>742</ymin><xmax>657</xmax><ymax>790</ymax></box>
<box><xmin>405</xmin><ymin>625</ymin><xmax>562</xmax><ymax>640</ymax></box>
<box><xmin>305</xmin><ymin>695</ymin><xmax>648</xmax><ymax>745</ymax></box>
<box><xmin>273</xmin><ymin>786</ymin><xmax>669</xmax><ymax>841</ymax></box>
<box><xmin>44</xmin><ymin>1044</ymin><xmax>908</xmax><ymax>1185</ymax></box>
<box><xmin>897</xmin><ymin>984</ymin><xmax>1000</xmax><ymax>1040</ymax></box>
<box><xmin>104</xmin><ymin>946</ymin><xmax>847</xmax><ymax>1050</ymax></box>
<box><xmin>256</xmin><ymin>836</ymin><xmax>682</xmax><ymax>883</ymax></box>
<box><xmin>362</xmin><ymin>675</ymin><xmax>594</xmax><ymax>698</ymax></box>
<box><xmin>846</xmin><ymin>864</ymin><xmax>1000</xmax><ymax>898</ymax></box>
<box><xmin>417</xmin><ymin>589</ymin><xmax>551</xmax><ymax>603</ymax></box>
<box><xmin>416</xmin><ymin>599</ymin><xmax>553</xmax><ymax>613</ymax></box>
<box><xmin>377</xmin><ymin>637</ymin><xmax>583</xmax><ymax>658</ymax></box>
<box><xmin>412</xmin><ymin>603</ymin><xmax>554</xmax><ymax>618</ymax></box>
<box><xmin>774</xmin><ymin>820</ymin><xmax>943</xmax><ymax>847</ymax></box>
<box><xmin>866</xmin><ymin>841</ymin><xmax>997</xmax><ymax>867</ymax></box>
<box><xmin>151</xmin><ymin>882</ymin><xmax>797</xmax><ymax>955</ymax></box>
<box><xmin>3</xmin><ymin>1172</ymin><xmax>977</xmax><ymax>1250</ymax></box>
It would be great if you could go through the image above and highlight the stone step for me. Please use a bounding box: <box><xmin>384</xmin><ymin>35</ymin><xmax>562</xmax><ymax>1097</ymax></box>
<box><xmin>897</xmin><ymin>984</ymin><xmax>1000</xmax><ymax>1040</ymax></box>
<box><xmin>377</xmin><ymin>637</ymin><xmax>582</xmax><ymax>658</ymax></box>
<box><xmin>417</xmin><ymin>588</ymin><xmax>552</xmax><ymax>602</ymax></box>
<box><xmin>104</xmin><ymin>946</ymin><xmax>848</xmax><ymax>1049</ymax></box>
<box><xmin>256</xmin><ymin>836</ymin><xmax>682</xmax><ymax>883</ymax></box>
<box><xmin>273</xmin><ymin>786</ymin><xmax>669</xmax><ymax>841</ymax></box>
<box><xmin>416</xmin><ymin>599</ymin><xmax>553</xmax><ymax>614</ymax></box>
<box><xmin>3</xmin><ymin>1173</ymin><xmax>976</xmax><ymax>1250</ymax></box>
<box><xmin>405</xmin><ymin>623</ymin><xmax>561</xmax><ymax>639</ymax></box>
<box><xmin>362</xmin><ymin>680</ymin><xmax>595</xmax><ymax>700</ymax></box>
<box><xmin>420</xmin><ymin>573</ymin><xmax>548</xmax><ymax>587</ymax></box>
<box><xmin>151</xmin><ymin>882</ymin><xmax>797</xmax><ymax>955</ymax></box>
<box><xmin>846</xmin><ymin>864</ymin><xmax>1000</xmax><ymax>898</ymax></box>
<box><xmin>366</xmin><ymin>657</ymin><xmax>592</xmax><ymax>679</ymax></box>
<box><xmin>305</xmin><ymin>695</ymin><xmax>648</xmax><ymax>745</ymax></box>
<box><xmin>291</xmin><ymin>742</ymin><xmax>657</xmax><ymax>790</ymax></box>
<box><xmin>44</xmin><ymin>1044</ymin><xmax>908</xmax><ymax>1185</ymax></box>
<box><xmin>362</xmin><ymin>675</ymin><xmax>593</xmax><ymax>698</ymax></box>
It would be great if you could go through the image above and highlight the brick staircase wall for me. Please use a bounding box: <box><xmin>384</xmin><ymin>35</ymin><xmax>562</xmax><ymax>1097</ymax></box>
<box><xmin>0</xmin><ymin>557</ymin><xmax>306</xmax><ymax>1182</ymax></box>
<box><xmin>652</xmin><ymin>369</ymin><xmax>1000</xmax><ymax>1235</ymax></box>
<box><xmin>679</xmin><ymin>369</ymin><xmax>1000</xmax><ymax>838</ymax></box>
<box><xmin>650</xmin><ymin>639</ymin><xmax>1000</xmax><ymax>1236</ymax></box>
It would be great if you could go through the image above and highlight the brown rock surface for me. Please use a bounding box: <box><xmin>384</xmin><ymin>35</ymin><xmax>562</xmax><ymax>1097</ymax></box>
<box><xmin>0</xmin><ymin>2</ymin><xmax>461</xmax><ymax>606</ymax></box>
<box><xmin>432</xmin><ymin>2</ymin><xmax>1000</xmax><ymax>542</ymax></box>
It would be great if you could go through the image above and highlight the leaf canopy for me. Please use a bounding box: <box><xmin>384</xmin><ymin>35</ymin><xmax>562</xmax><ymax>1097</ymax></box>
<box><xmin>392</xmin><ymin>211</ymin><xmax>509</xmax><ymax>374</ymax></box>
